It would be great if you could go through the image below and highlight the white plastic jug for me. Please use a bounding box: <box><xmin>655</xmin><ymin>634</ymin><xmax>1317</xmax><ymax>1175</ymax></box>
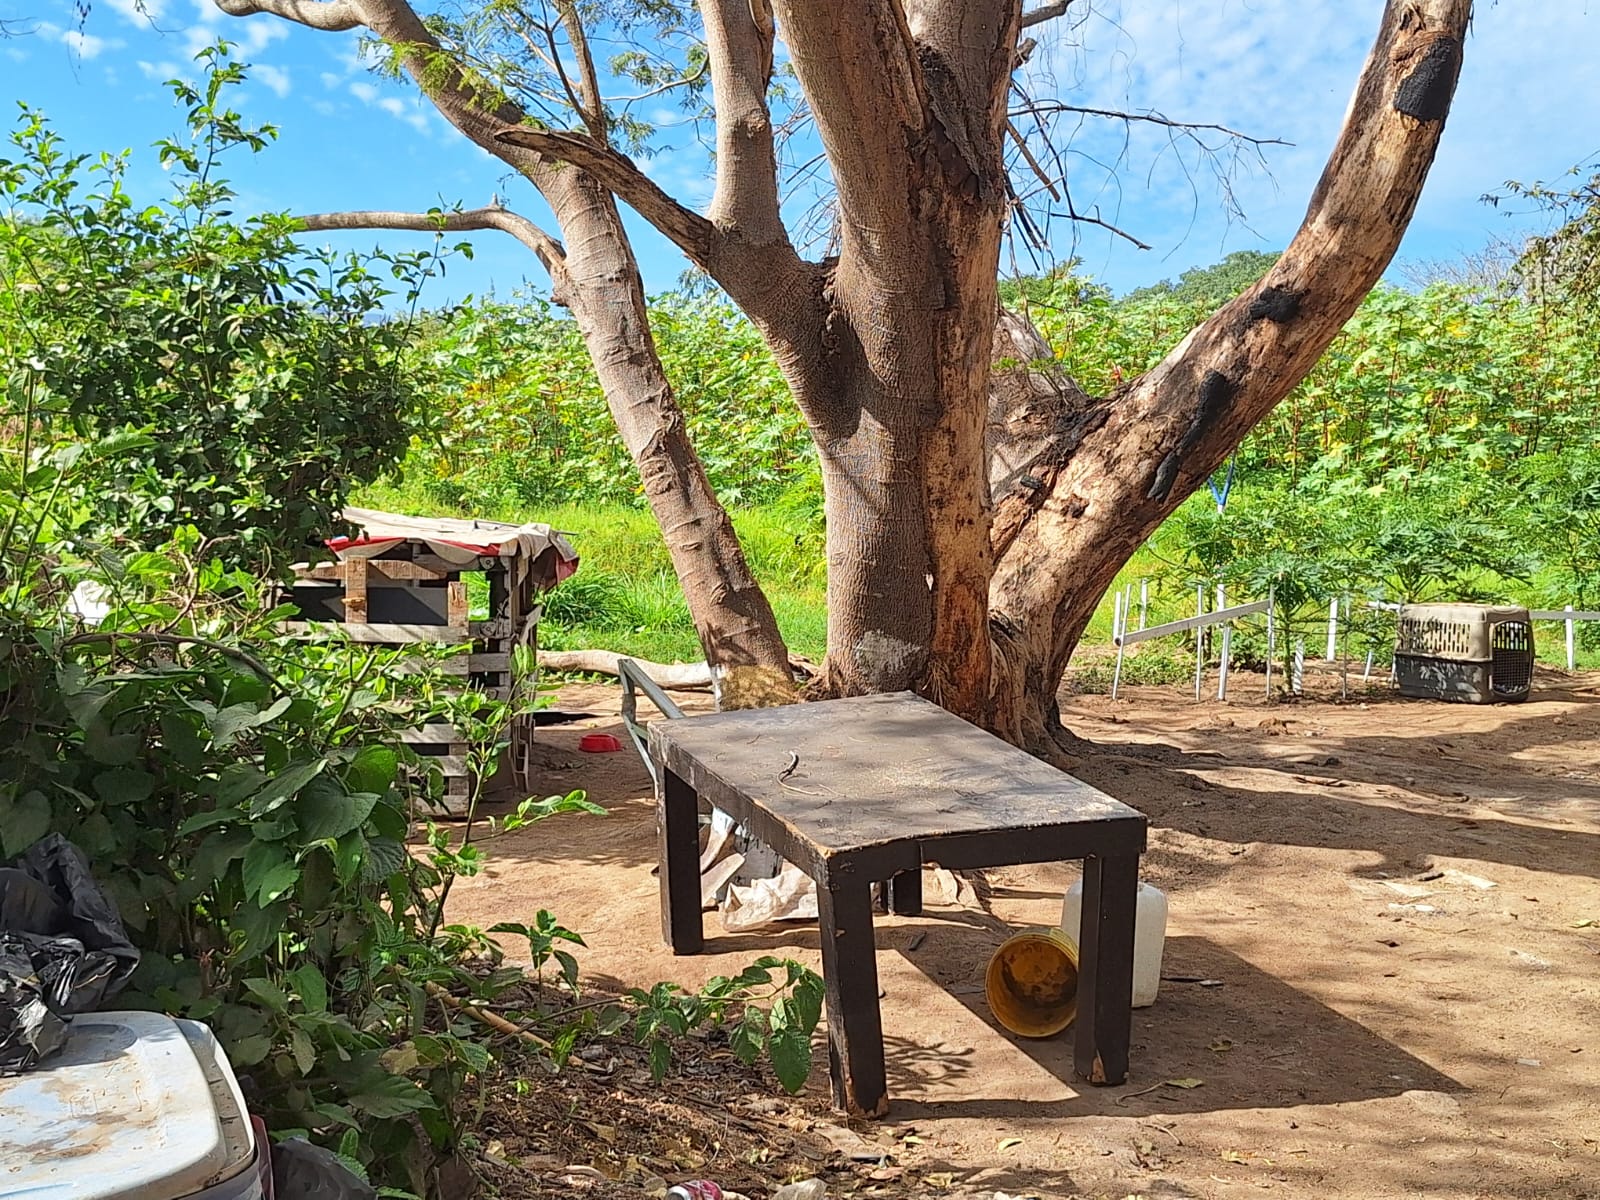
<box><xmin>1059</xmin><ymin>880</ymin><xmax>1168</xmax><ymax>1008</ymax></box>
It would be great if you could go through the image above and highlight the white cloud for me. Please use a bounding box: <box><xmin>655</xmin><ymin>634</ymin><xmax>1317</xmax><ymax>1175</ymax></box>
<box><xmin>320</xmin><ymin>71</ymin><xmax>341</xmax><ymax>89</ymax></box>
<box><xmin>349</xmin><ymin>81</ymin><xmax>379</xmax><ymax>104</ymax></box>
<box><xmin>137</xmin><ymin>59</ymin><xmax>183</xmax><ymax>82</ymax></box>
<box><xmin>253</xmin><ymin>63</ymin><xmax>291</xmax><ymax>97</ymax></box>
<box><xmin>4</xmin><ymin>48</ymin><xmax>27</xmax><ymax>63</ymax></box>
<box><xmin>66</xmin><ymin>30</ymin><xmax>123</xmax><ymax>58</ymax></box>
<box><xmin>32</xmin><ymin>22</ymin><xmax>125</xmax><ymax>60</ymax></box>
<box><xmin>1020</xmin><ymin>0</ymin><xmax>1600</xmax><ymax>291</ymax></box>
<box><xmin>310</xmin><ymin>99</ymin><xmax>337</xmax><ymax>116</ymax></box>
<box><xmin>378</xmin><ymin>96</ymin><xmax>405</xmax><ymax>117</ymax></box>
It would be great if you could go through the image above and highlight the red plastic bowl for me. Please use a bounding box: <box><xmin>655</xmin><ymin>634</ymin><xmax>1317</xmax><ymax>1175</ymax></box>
<box><xmin>579</xmin><ymin>732</ymin><xmax>623</xmax><ymax>753</ymax></box>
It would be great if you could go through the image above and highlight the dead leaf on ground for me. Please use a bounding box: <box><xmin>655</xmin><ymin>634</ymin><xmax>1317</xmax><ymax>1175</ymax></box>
<box><xmin>1168</xmin><ymin>1077</ymin><xmax>1205</xmax><ymax>1089</ymax></box>
<box><xmin>1209</xmin><ymin>1039</ymin><xmax>1233</xmax><ymax>1052</ymax></box>
<box><xmin>997</xmin><ymin>1136</ymin><xmax>1024</xmax><ymax>1151</ymax></box>
<box><xmin>1220</xmin><ymin>1150</ymin><xmax>1251</xmax><ymax>1165</ymax></box>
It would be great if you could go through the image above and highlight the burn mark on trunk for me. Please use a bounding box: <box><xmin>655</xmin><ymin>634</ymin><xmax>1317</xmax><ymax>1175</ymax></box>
<box><xmin>1393</xmin><ymin>37</ymin><xmax>1461</xmax><ymax>123</ymax></box>
<box><xmin>1147</xmin><ymin>368</ymin><xmax>1238</xmax><ymax>503</ymax></box>
<box><xmin>1248</xmin><ymin>284</ymin><xmax>1304</xmax><ymax>324</ymax></box>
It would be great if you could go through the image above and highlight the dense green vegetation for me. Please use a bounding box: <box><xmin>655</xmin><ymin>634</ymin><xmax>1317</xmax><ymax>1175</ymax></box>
<box><xmin>2</xmin><ymin>56</ymin><xmax>820</xmax><ymax>1195</ymax></box>
<box><xmin>378</xmin><ymin>259</ymin><xmax>1600</xmax><ymax>672</ymax></box>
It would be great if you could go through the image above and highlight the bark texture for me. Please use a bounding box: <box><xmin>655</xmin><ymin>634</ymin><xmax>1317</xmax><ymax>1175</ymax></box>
<box><xmin>499</xmin><ymin>0</ymin><xmax>1472</xmax><ymax>746</ymax></box>
<box><xmin>215</xmin><ymin>0</ymin><xmax>797</xmax><ymax>706</ymax></box>
<box><xmin>986</xmin><ymin>0</ymin><xmax>1472</xmax><ymax>747</ymax></box>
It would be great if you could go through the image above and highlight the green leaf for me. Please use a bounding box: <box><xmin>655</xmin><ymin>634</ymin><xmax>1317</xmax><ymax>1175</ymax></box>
<box><xmin>248</xmin><ymin>757</ymin><xmax>327</xmax><ymax>818</ymax></box>
<box><xmin>287</xmin><ymin>964</ymin><xmax>329</xmax><ymax>1014</ymax></box>
<box><xmin>230</xmin><ymin>901</ymin><xmax>287</xmax><ymax>963</ymax></box>
<box><xmin>360</xmin><ymin>836</ymin><xmax>407</xmax><ymax>884</ymax></box>
<box><xmin>84</xmin><ymin>726</ymin><xmax>139</xmax><ymax>766</ymax></box>
<box><xmin>333</xmin><ymin>835</ymin><xmax>364</xmax><ymax>886</ymax></box>
<box><xmin>648</xmin><ymin>1036</ymin><xmax>672</xmax><ymax>1081</ymax></box>
<box><xmin>295</xmin><ymin>786</ymin><xmax>378</xmax><ymax>842</ymax></box>
<box><xmin>767</xmin><ymin>996</ymin><xmax>814</xmax><ymax>1094</ymax></box>
<box><xmin>160</xmin><ymin>711</ymin><xmax>208</xmax><ymax>770</ymax></box>
<box><xmin>290</xmin><ymin>1028</ymin><xmax>316</xmax><ymax>1076</ymax></box>
<box><xmin>243</xmin><ymin>840</ymin><xmax>292</xmax><ymax>902</ymax></box>
<box><xmin>730</xmin><ymin>1006</ymin><xmax>765</xmax><ymax>1065</ymax></box>
<box><xmin>177</xmin><ymin>807</ymin><xmax>241</xmax><ymax>835</ymax></box>
<box><xmin>228</xmin><ymin>1034</ymin><xmax>273</xmax><ymax>1067</ymax></box>
<box><xmin>345</xmin><ymin>1071</ymin><xmax>435</xmax><ymax>1118</ymax></box>
<box><xmin>0</xmin><ymin>792</ymin><xmax>52</xmax><ymax>856</ymax></box>
<box><xmin>243</xmin><ymin>977</ymin><xmax>289</xmax><ymax>1014</ymax></box>
<box><xmin>92</xmin><ymin>767</ymin><xmax>155</xmax><ymax>806</ymax></box>
<box><xmin>185</xmin><ymin>827</ymin><xmax>252</xmax><ymax>896</ymax></box>
<box><xmin>209</xmin><ymin>702</ymin><xmax>267</xmax><ymax>743</ymax></box>
<box><xmin>345</xmin><ymin>744</ymin><xmax>399</xmax><ymax>794</ymax></box>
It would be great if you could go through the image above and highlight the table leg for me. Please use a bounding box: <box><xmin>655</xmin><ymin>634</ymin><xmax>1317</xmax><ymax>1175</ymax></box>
<box><xmin>657</xmin><ymin>767</ymin><xmax>704</xmax><ymax>955</ymax></box>
<box><xmin>817</xmin><ymin>868</ymin><xmax>889</xmax><ymax>1117</ymax></box>
<box><xmin>1073</xmin><ymin>853</ymin><xmax>1138</xmax><ymax>1086</ymax></box>
<box><xmin>887</xmin><ymin>869</ymin><xmax>923</xmax><ymax>917</ymax></box>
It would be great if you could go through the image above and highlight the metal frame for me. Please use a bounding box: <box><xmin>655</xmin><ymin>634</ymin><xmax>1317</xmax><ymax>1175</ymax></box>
<box><xmin>618</xmin><ymin>657</ymin><xmax>684</xmax><ymax>786</ymax></box>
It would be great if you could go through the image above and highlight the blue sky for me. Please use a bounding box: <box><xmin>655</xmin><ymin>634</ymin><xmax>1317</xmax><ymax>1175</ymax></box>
<box><xmin>2</xmin><ymin>0</ymin><xmax>1597</xmax><ymax>305</ymax></box>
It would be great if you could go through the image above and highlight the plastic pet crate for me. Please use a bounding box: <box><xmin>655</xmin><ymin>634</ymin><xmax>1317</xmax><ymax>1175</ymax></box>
<box><xmin>1394</xmin><ymin>603</ymin><xmax>1534</xmax><ymax>703</ymax></box>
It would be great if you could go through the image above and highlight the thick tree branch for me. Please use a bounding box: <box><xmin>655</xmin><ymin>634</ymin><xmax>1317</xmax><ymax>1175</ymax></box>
<box><xmin>494</xmin><ymin>127</ymin><xmax>717</xmax><ymax>261</ymax></box>
<box><xmin>771</xmin><ymin>0</ymin><xmax>928</xmax><ymax>272</ymax></box>
<box><xmin>701</xmin><ymin>0</ymin><xmax>787</xmax><ymax>246</ymax></box>
<box><xmin>553</xmin><ymin>1</ymin><xmax>607</xmax><ymax>142</ymax></box>
<box><xmin>987</xmin><ymin>0</ymin><xmax>1475</xmax><ymax>738</ymax></box>
<box><xmin>1020</xmin><ymin>1</ymin><xmax>1072</xmax><ymax>29</ymax></box>
<box><xmin>294</xmin><ymin>204</ymin><xmax>569</xmax><ymax>290</ymax></box>
<box><xmin>214</xmin><ymin>0</ymin><xmax>361</xmax><ymax>30</ymax></box>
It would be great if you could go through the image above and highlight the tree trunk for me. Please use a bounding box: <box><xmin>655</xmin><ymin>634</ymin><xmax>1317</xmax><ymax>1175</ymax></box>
<box><xmin>214</xmin><ymin>0</ymin><xmax>797</xmax><ymax>707</ymax></box>
<box><xmin>986</xmin><ymin>0</ymin><xmax>1471</xmax><ymax>749</ymax></box>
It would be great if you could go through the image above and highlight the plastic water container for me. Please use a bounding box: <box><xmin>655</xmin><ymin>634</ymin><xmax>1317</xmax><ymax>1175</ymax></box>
<box><xmin>0</xmin><ymin>1010</ymin><xmax>266</xmax><ymax>1199</ymax></box>
<box><xmin>1060</xmin><ymin>880</ymin><xmax>1169</xmax><ymax>1008</ymax></box>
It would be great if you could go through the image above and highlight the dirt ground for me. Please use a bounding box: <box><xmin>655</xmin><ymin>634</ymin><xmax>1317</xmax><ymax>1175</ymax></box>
<box><xmin>448</xmin><ymin>668</ymin><xmax>1600</xmax><ymax>1200</ymax></box>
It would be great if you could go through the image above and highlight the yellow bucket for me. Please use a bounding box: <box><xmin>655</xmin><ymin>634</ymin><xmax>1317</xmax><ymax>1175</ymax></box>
<box><xmin>985</xmin><ymin>926</ymin><xmax>1080</xmax><ymax>1038</ymax></box>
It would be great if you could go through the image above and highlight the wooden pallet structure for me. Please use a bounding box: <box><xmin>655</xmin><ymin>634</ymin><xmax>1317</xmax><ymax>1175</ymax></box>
<box><xmin>282</xmin><ymin>506</ymin><xmax>578</xmax><ymax>813</ymax></box>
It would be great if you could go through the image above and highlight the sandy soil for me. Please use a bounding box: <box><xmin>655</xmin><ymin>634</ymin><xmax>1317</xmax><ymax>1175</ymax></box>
<box><xmin>449</xmin><ymin>669</ymin><xmax>1600</xmax><ymax>1200</ymax></box>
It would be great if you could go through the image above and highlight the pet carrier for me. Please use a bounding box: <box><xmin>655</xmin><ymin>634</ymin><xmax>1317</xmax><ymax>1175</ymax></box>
<box><xmin>1394</xmin><ymin>603</ymin><xmax>1534</xmax><ymax>703</ymax></box>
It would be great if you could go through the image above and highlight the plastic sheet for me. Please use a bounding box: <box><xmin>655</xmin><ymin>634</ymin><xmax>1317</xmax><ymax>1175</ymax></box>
<box><xmin>0</xmin><ymin>834</ymin><xmax>139</xmax><ymax>1075</ymax></box>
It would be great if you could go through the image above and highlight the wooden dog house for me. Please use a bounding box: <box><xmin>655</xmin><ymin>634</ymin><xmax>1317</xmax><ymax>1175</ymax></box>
<box><xmin>283</xmin><ymin>507</ymin><xmax>577</xmax><ymax>810</ymax></box>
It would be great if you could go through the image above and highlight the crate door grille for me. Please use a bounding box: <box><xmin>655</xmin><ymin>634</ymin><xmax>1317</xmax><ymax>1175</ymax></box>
<box><xmin>1490</xmin><ymin>621</ymin><xmax>1534</xmax><ymax>696</ymax></box>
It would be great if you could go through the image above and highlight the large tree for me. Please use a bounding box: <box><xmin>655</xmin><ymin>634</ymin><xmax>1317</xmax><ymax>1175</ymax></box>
<box><xmin>218</xmin><ymin>0</ymin><xmax>1472</xmax><ymax>753</ymax></box>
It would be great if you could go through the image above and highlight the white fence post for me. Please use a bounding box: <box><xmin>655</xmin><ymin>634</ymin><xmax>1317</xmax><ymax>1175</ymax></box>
<box><xmin>1264</xmin><ymin>587</ymin><xmax>1275</xmax><ymax>699</ymax></box>
<box><xmin>1216</xmin><ymin>583</ymin><xmax>1232</xmax><ymax>701</ymax></box>
<box><xmin>1569</xmin><ymin>605</ymin><xmax>1577</xmax><ymax>671</ymax></box>
<box><xmin>1193</xmin><ymin>584</ymin><xmax>1206</xmax><ymax>701</ymax></box>
<box><xmin>1111</xmin><ymin>591</ymin><xmax>1128</xmax><ymax>700</ymax></box>
<box><xmin>1139</xmin><ymin>578</ymin><xmax>1149</xmax><ymax>631</ymax></box>
<box><xmin>1325</xmin><ymin>598</ymin><xmax>1339</xmax><ymax>662</ymax></box>
<box><xmin>1293</xmin><ymin>639</ymin><xmax>1305</xmax><ymax>696</ymax></box>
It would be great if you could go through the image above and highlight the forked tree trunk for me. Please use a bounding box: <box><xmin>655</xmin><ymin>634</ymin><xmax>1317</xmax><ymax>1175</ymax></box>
<box><xmin>498</xmin><ymin>0</ymin><xmax>1470</xmax><ymax>748</ymax></box>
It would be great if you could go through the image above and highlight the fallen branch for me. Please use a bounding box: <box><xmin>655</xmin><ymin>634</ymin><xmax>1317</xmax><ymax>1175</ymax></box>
<box><xmin>425</xmin><ymin>981</ymin><xmax>551</xmax><ymax>1048</ymax></box>
<box><xmin>537</xmin><ymin>649</ymin><xmax>714</xmax><ymax>690</ymax></box>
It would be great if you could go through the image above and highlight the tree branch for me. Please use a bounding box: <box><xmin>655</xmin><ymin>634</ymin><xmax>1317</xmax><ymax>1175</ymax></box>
<box><xmin>1012</xmin><ymin>101</ymin><xmax>1291</xmax><ymax>148</ymax></box>
<box><xmin>701</xmin><ymin>0</ymin><xmax>788</xmax><ymax>246</ymax></box>
<box><xmin>294</xmin><ymin>204</ymin><xmax>569</xmax><ymax>289</ymax></box>
<box><xmin>1020</xmin><ymin>1</ymin><xmax>1073</xmax><ymax>29</ymax></box>
<box><xmin>494</xmin><ymin>126</ymin><xmax>717</xmax><ymax>263</ymax></box>
<box><xmin>214</xmin><ymin>0</ymin><xmax>362</xmax><ymax>31</ymax></box>
<box><xmin>554</xmin><ymin>0</ymin><xmax>608</xmax><ymax>143</ymax></box>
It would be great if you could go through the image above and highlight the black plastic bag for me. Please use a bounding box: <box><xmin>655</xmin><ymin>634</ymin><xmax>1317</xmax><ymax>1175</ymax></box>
<box><xmin>0</xmin><ymin>834</ymin><xmax>139</xmax><ymax>1075</ymax></box>
<box><xmin>270</xmin><ymin>1139</ymin><xmax>379</xmax><ymax>1200</ymax></box>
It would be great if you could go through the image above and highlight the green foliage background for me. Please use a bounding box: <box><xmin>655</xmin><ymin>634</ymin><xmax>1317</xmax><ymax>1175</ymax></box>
<box><xmin>382</xmin><ymin>258</ymin><xmax>1600</xmax><ymax>670</ymax></box>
